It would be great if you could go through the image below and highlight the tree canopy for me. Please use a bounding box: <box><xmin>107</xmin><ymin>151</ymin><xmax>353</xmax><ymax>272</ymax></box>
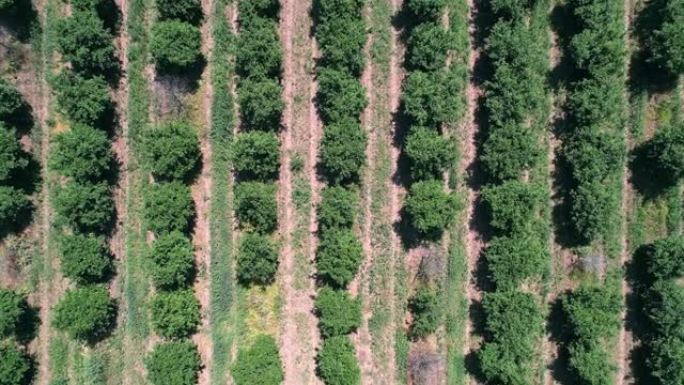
<box><xmin>54</xmin><ymin>181</ymin><xmax>114</xmax><ymax>234</ymax></box>
<box><xmin>143</xmin><ymin>121</ymin><xmax>200</xmax><ymax>181</ymax></box>
<box><xmin>235</xmin><ymin>182</ymin><xmax>277</xmax><ymax>233</ymax></box>
<box><xmin>232</xmin><ymin>131</ymin><xmax>280</xmax><ymax>181</ymax></box>
<box><xmin>319</xmin><ymin>120</ymin><xmax>367</xmax><ymax>184</ymax></box>
<box><xmin>318</xmin><ymin>186</ymin><xmax>358</xmax><ymax>232</ymax></box>
<box><xmin>53</xmin><ymin>286</ymin><xmax>116</xmax><ymax>342</ymax></box>
<box><xmin>232</xmin><ymin>334</ymin><xmax>284</xmax><ymax>385</ymax></box>
<box><xmin>151</xmin><ymin>290</ymin><xmax>200</xmax><ymax>339</ymax></box>
<box><xmin>59</xmin><ymin>233</ymin><xmax>113</xmax><ymax>284</ymax></box>
<box><xmin>315</xmin><ymin>286</ymin><xmax>361</xmax><ymax>338</ymax></box>
<box><xmin>56</xmin><ymin>11</ymin><xmax>116</xmax><ymax>75</ymax></box>
<box><xmin>155</xmin><ymin>0</ymin><xmax>202</xmax><ymax>24</ymax></box>
<box><xmin>405</xmin><ymin>127</ymin><xmax>454</xmax><ymax>181</ymax></box>
<box><xmin>146</xmin><ymin>341</ymin><xmax>201</xmax><ymax>385</ymax></box>
<box><xmin>236</xmin><ymin>233</ymin><xmax>279</xmax><ymax>286</ymax></box>
<box><xmin>0</xmin><ymin>343</ymin><xmax>31</xmax><ymax>385</ymax></box>
<box><xmin>404</xmin><ymin>180</ymin><xmax>458</xmax><ymax>240</ymax></box>
<box><xmin>0</xmin><ymin>289</ymin><xmax>26</xmax><ymax>338</ymax></box>
<box><xmin>149</xmin><ymin>231</ymin><xmax>195</xmax><ymax>290</ymax></box>
<box><xmin>150</xmin><ymin>21</ymin><xmax>202</xmax><ymax>73</ymax></box>
<box><xmin>53</xmin><ymin>72</ymin><xmax>112</xmax><ymax>127</ymax></box>
<box><xmin>0</xmin><ymin>124</ymin><xmax>28</xmax><ymax>182</ymax></box>
<box><xmin>316</xmin><ymin>229</ymin><xmax>363</xmax><ymax>288</ymax></box>
<box><xmin>316</xmin><ymin>336</ymin><xmax>361</xmax><ymax>385</ymax></box>
<box><xmin>50</xmin><ymin>124</ymin><xmax>113</xmax><ymax>181</ymax></box>
<box><xmin>238</xmin><ymin>77</ymin><xmax>284</xmax><ymax>130</ymax></box>
<box><xmin>317</xmin><ymin>69</ymin><xmax>367</xmax><ymax>124</ymax></box>
<box><xmin>143</xmin><ymin>181</ymin><xmax>195</xmax><ymax>235</ymax></box>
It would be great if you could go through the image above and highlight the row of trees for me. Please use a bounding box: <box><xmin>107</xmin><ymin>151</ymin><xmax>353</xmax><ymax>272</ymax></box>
<box><xmin>476</xmin><ymin>2</ymin><xmax>549</xmax><ymax>383</ymax></box>
<box><xmin>313</xmin><ymin>1</ymin><xmax>367</xmax><ymax>384</ymax></box>
<box><xmin>229</xmin><ymin>2</ymin><xmax>284</xmax><ymax>385</ymax></box>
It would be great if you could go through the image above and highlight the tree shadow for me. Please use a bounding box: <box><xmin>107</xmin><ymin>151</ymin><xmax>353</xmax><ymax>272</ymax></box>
<box><xmin>463</xmin><ymin>299</ymin><xmax>487</xmax><ymax>383</ymax></box>
<box><xmin>16</xmin><ymin>302</ymin><xmax>40</xmax><ymax>345</ymax></box>
<box><xmin>0</xmin><ymin>0</ymin><xmax>39</xmax><ymax>43</ymax></box>
<box><xmin>547</xmin><ymin>294</ymin><xmax>578</xmax><ymax>385</ymax></box>
<box><xmin>629</xmin><ymin>142</ymin><xmax>675</xmax><ymax>199</ymax></box>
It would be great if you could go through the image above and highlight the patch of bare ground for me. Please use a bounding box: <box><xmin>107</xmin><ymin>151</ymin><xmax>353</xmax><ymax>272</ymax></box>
<box><xmin>278</xmin><ymin>0</ymin><xmax>322</xmax><ymax>384</ymax></box>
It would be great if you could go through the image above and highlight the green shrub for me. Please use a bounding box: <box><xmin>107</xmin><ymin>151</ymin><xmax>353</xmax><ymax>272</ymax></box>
<box><xmin>561</xmin><ymin>285</ymin><xmax>622</xmax><ymax>341</ymax></box>
<box><xmin>648</xmin><ymin>337</ymin><xmax>684</xmax><ymax>385</ymax></box>
<box><xmin>408</xmin><ymin>286</ymin><xmax>441</xmax><ymax>339</ymax></box>
<box><xmin>481</xmin><ymin>123</ymin><xmax>541</xmax><ymax>182</ymax></box>
<box><xmin>232</xmin><ymin>131</ymin><xmax>280</xmax><ymax>181</ymax></box>
<box><xmin>319</xmin><ymin>120</ymin><xmax>367</xmax><ymax>184</ymax></box>
<box><xmin>488</xmin><ymin>0</ymin><xmax>530</xmax><ymax>18</ymax></box>
<box><xmin>235</xmin><ymin>182</ymin><xmax>277</xmax><ymax>233</ymax></box>
<box><xmin>646</xmin><ymin>236</ymin><xmax>684</xmax><ymax>280</ymax></box>
<box><xmin>232</xmin><ymin>334</ymin><xmax>284</xmax><ymax>385</ymax></box>
<box><xmin>0</xmin><ymin>186</ymin><xmax>30</xmax><ymax>229</ymax></box>
<box><xmin>644</xmin><ymin>279</ymin><xmax>684</xmax><ymax>338</ymax></box>
<box><xmin>150</xmin><ymin>21</ymin><xmax>202</xmax><ymax>72</ymax></box>
<box><xmin>316</xmin><ymin>229</ymin><xmax>363</xmax><ymax>288</ymax></box>
<box><xmin>143</xmin><ymin>121</ymin><xmax>200</xmax><ymax>181</ymax></box>
<box><xmin>316</xmin><ymin>335</ymin><xmax>360</xmax><ymax>385</ymax></box>
<box><xmin>0</xmin><ymin>79</ymin><xmax>28</xmax><ymax>125</ymax></box>
<box><xmin>481</xmin><ymin>181</ymin><xmax>544</xmax><ymax>235</ymax></box>
<box><xmin>407</xmin><ymin>22</ymin><xmax>450</xmax><ymax>71</ymax></box>
<box><xmin>0</xmin><ymin>289</ymin><xmax>26</xmax><ymax>337</ymax></box>
<box><xmin>155</xmin><ymin>0</ymin><xmax>202</xmax><ymax>24</ymax></box>
<box><xmin>236</xmin><ymin>233</ymin><xmax>279</xmax><ymax>285</ymax></box>
<box><xmin>315</xmin><ymin>286</ymin><xmax>361</xmax><ymax>337</ymax></box>
<box><xmin>404</xmin><ymin>180</ymin><xmax>458</xmax><ymax>240</ymax></box>
<box><xmin>0</xmin><ymin>342</ymin><xmax>31</xmax><ymax>385</ymax></box>
<box><xmin>59</xmin><ymin>233</ymin><xmax>112</xmax><ymax>284</ymax></box>
<box><xmin>316</xmin><ymin>17</ymin><xmax>366</xmax><ymax>75</ymax></box>
<box><xmin>236</xmin><ymin>18</ymin><xmax>282</xmax><ymax>78</ymax></box>
<box><xmin>55</xmin><ymin>181</ymin><xmax>114</xmax><ymax>234</ymax></box>
<box><xmin>647</xmin><ymin>0</ymin><xmax>684</xmax><ymax>74</ymax></box>
<box><xmin>564</xmin><ymin>129</ymin><xmax>624</xmax><ymax>184</ymax></box>
<box><xmin>53</xmin><ymin>286</ymin><xmax>115</xmax><ymax>341</ymax></box>
<box><xmin>151</xmin><ymin>290</ymin><xmax>200</xmax><ymax>339</ymax></box>
<box><xmin>315</xmin><ymin>0</ymin><xmax>364</xmax><ymax>22</ymax></box>
<box><xmin>143</xmin><ymin>181</ymin><xmax>195</xmax><ymax>234</ymax></box>
<box><xmin>238</xmin><ymin>77</ymin><xmax>284</xmax><ymax>130</ymax></box>
<box><xmin>645</xmin><ymin>125</ymin><xmax>684</xmax><ymax>185</ymax></box>
<box><xmin>485</xmin><ymin>233</ymin><xmax>547</xmax><ymax>291</ymax></box>
<box><xmin>149</xmin><ymin>231</ymin><xmax>195</xmax><ymax>290</ymax></box>
<box><xmin>405</xmin><ymin>127</ymin><xmax>454</xmax><ymax>181</ymax></box>
<box><xmin>56</xmin><ymin>11</ymin><xmax>116</xmax><ymax>75</ymax></box>
<box><xmin>146</xmin><ymin>341</ymin><xmax>200</xmax><ymax>385</ymax></box>
<box><xmin>567</xmin><ymin>340</ymin><xmax>614</xmax><ymax>385</ymax></box>
<box><xmin>318</xmin><ymin>186</ymin><xmax>358</xmax><ymax>232</ymax></box>
<box><xmin>406</xmin><ymin>0</ymin><xmax>447</xmax><ymax>19</ymax></box>
<box><xmin>50</xmin><ymin>124</ymin><xmax>112</xmax><ymax>181</ymax></box>
<box><xmin>402</xmin><ymin>70</ymin><xmax>465</xmax><ymax>128</ymax></box>
<box><xmin>0</xmin><ymin>124</ymin><xmax>27</xmax><ymax>182</ymax></box>
<box><xmin>317</xmin><ymin>68</ymin><xmax>367</xmax><ymax>124</ymax></box>
<box><xmin>237</xmin><ymin>0</ymin><xmax>280</xmax><ymax>23</ymax></box>
<box><xmin>52</xmin><ymin>72</ymin><xmax>112</xmax><ymax>127</ymax></box>
<box><xmin>569</xmin><ymin>181</ymin><xmax>615</xmax><ymax>244</ymax></box>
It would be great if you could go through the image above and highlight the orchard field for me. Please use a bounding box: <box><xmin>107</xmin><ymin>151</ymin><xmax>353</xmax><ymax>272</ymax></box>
<box><xmin>0</xmin><ymin>0</ymin><xmax>682</xmax><ymax>385</ymax></box>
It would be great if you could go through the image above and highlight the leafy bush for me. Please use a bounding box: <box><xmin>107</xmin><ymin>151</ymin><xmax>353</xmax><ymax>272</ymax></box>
<box><xmin>53</xmin><ymin>286</ymin><xmax>116</xmax><ymax>341</ymax></box>
<box><xmin>316</xmin><ymin>335</ymin><xmax>361</xmax><ymax>385</ymax></box>
<box><xmin>644</xmin><ymin>125</ymin><xmax>684</xmax><ymax>185</ymax></box>
<box><xmin>317</xmin><ymin>69</ymin><xmax>367</xmax><ymax>124</ymax></box>
<box><xmin>238</xmin><ymin>77</ymin><xmax>284</xmax><ymax>130</ymax></box>
<box><xmin>315</xmin><ymin>286</ymin><xmax>361</xmax><ymax>337</ymax></box>
<box><xmin>316</xmin><ymin>17</ymin><xmax>366</xmax><ymax>75</ymax></box>
<box><xmin>481</xmin><ymin>123</ymin><xmax>541</xmax><ymax>182</ymax></box>
<box><xmin>405</xmin><ymin>127</ymin><xmax>454</xmax><ymax>181</ymax></box>
<box><xmin>569</xmin><ymin>181</ymin><xmax>615</xmax><ymax>244</ymax></box>
<box><xmin>232</xmin><ymin>131</ymin><xmax>280</xmax><ymax>181</ymax></box>
<box><xmin>0</xmin><ymin>342</ymin><xmax>31</xmax><ymax>385</ymax></box>
<box><xmin>407</xmin><ymin>22</ymin><xmax>450</xmax><ymax>72</ymax></box>
<box><xmin>0</xmin><ymin>79</ymin><xmax>28</xmax><ymax>125</ymax></box>
<box><xmin>567</xmin><ymin>340</ymin><xmax>615</xmax><ymax>385</ymax></box>
<box><xmin>488</xmin><ymin>0</ymin><xmax>530</xmax><ymax>18</ymax></box>
<box><xmin>648</xmin><ymin>337</ymin><xmax>684</xmax><ymax>385</ymax></box>
<box><xmin>406</xmin><ymin>0</ymin><xmax>447</xmax><ymax>19</ymax></box>
<box><xmin>404</xmin><ymin>180</ymin><xmax>458</xmax><ymax>240</ymax></box>
<box><xmin>319</xmin><ymin>120</ymin><xmax>367</xmax><ymax>184</ymax></box>
<box><xmin>402</xmin><ymin>70</ymin><xmax>465</xmax><ymax>128</ymax></box>
<box><xmin>237</xmin><ymin>0</ymin><xmax>280</xmax><ymax>23</ymax></box>
<box><xmin>54</xmin><ymin>181</ymin><xmax>114</xmax><ymax>234</ymax></box>
<box><xmin>0</xmin><ymin>186</ymin><xmax>30</xmax><ymax>228</ymax></box>
<box><xmin>0</xmin><ymin>289</ymin><xmax>26</xmax><ymax>337</ymax></box>
<box><xmin>561</xmin><ymin>285</ymin><xmax>622</xmax><ymax>342</ymax></box>
<box><xmin>235</xmin><ymin>182</ymin><xmax>277</xmax><ymax>233</ymax></box>
<box><xmin>564</xmin><ymin>129</ymin><xmax>624</xmax><ymax>185</ymax></box>
<box><xmin>143</xmin><ymin>121</ymin><xmax>200</xmax><ymax>181</ymax></box>
<box><xmin>232</xmin><ymin>334</ymin><xmax>284</xmax><ymax>385</ymax></box>
<box><xmin>485</xmin><ymin>233</ymin><xmax>547</xmax><ymax>291</ymax></box>
<box><xmin>149</xmin><ymin>231</ymin><xmax>195</xmax><ymax>290</ymax></box>
<box><xmin>151</xmin><ymin>290</ymin><xmax>200</xmax><ymax>339</ymax></box>
<box><xmin>645</xmin><ymin>236</ymin><xmax>684</xmax><ymax>280</ymax></box>
<box><xmin>408</xmin><ymin>286</ymin><xmax>441</xmax><ymax>339</ymax></box>
<box><xmin>146</xmin><ymin>341</ymin><xmax>200</xmax><ymax>385</ymax></box>
<box><xmin>315</xmin><ymin>0</ymin><xmax>364</xmax><ymax>22</ymax></box>
<box><xmin>155</xmin><ymin>0</ymin><xmax>202</xmax><ymax>24</ymax></box>
<box><xmin>150</xmin><ymin>21</ymin><xmax>202</xmax><ymax>73</ymax></box>
<box><xmin>236</xmin><ymin>18</ymin><xmax>282</xmax><ymax>78</ymax></box>
<box><xmin>316</xmin><ymin>229</ymin><xmax>363</xmax><ymax>288</ymax></box>
<box><xmin>50</xmin><ymin>124</ymin><xmax>112</xmax><ymax>181</ymax></box>
<box><xmin>236</xmin><ymin>233</ymin><xmax>279</xmax><ymax>285</ymax></box>
<box><xmin>318</xmin><ymin>186</ymin><xmax>358</xmax><ymax>231</ymax></box>
<box><xmin>644</xmin><ymin>279</ymin><xmax>684</xmax><ymax>338</ymax></box>
<box><xmin>56</xmin><ymin>11</ymin><xmax>116</xmax><ymax>75</ymax></box>
<box><xmin>59</xmin><ymin>233</ymin><xmax>112</xmax><ymax>284</ymax></box>
<box><xmin>52</xmin><ymin>72</ymin><xmax>112</xmax><ymax>127</ymax></box>
<box><xmin>0</xmin><ymin>124</ymin><xmax>27</xmax><ymax>182</ymax></box>
<box><xmin>143</xmin><ymin>181</ymin><xmax>195</xmax><ymax>234</ymax></box>
<box><xmin>481</xmin><ymin>181</ymin><xmax>544</xmax><ymax>235</ymax></box>
<box><xmin>647</xmin><ymin>0</ymin><xmax>684</xmax><ymax>74</ymax></box>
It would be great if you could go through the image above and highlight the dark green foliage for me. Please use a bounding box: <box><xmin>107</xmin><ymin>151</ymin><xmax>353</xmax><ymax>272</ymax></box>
<box><xmin>315</xmin><ymin>286</ymin><xmax>361</xmax><ymax>337</ymax></box>
<box><xmin>318</xmin><ymin>186</ymin><xmax>358</xmax><ymax>232</ymax></box>
<box><xmin>50</xmin><ymin>124</ymin><xmax>112</xmax><ymax>181</ymax></box>
<box><xmin>405</xmin><ymin>0</ymin><xmax>447</xmax><ymax>19</ymax></box>
<box><xmin>644</xmin><ymin>279</ymin><xmax>684</xmax><ymax>339</ymax></box>
<box><xmin>481</xmin><ymin>123</ymin><xmax>541</xmax><ymax>182</ymax></box>
<box><xmin>316</xmin><ymin>17</ymin><xmax>366</xmax><ymax>75</ymax></box>
<box><xmin>561</xmin><ymin>285</ymin><xmax>622</xmax><ymax>342</ymax></box>
<box><xmin>52</xmin><ymin>72</ymin><xmax>112</xmax><ymax>127</ymax></box>
<box><xmin>0</xmin><ymin>186</ymin><xmax>30</xmax><ymax>228</ymax></box>
<box><xmin>151</xmin><ymin>290</ymin><xmax>200</xmax><ymax>339</ymax></box>
<box><xmin>315</xmin><ymin>0</ymin><xmax>364</xmax><ymax>22</ymax></box>
<box><xmin>149</xmin><ymin>231</ymin><xmax>195</xmax><ymax>290</ymax></box>
<box><xmin>143</xmin><ymin>181</ymin><xmax>195</xmax><ymax>234</ymax></box>
<box><xmin>56</xmin><ymin>11</ymin><xmax>116</xmax><ymax>75</ymax></box>
<box><xmin>232</xmin><ymin>131</ymin><xmax>280</xmax><ymax>181</ymax></box>
<box><xmin>0</xmin><ymin>124</ymin><xmax>27</xmax><ymax>182</ymax></box>
<box><xmin>404</xmin><ymin>180</ymin><xmax>458</xmax><ymax>240</ymax></box>
<box><xmin>232</xmin><ymin>334</ymin><xmax>284</xmax><ymax>385</ymax></box>
<box><xmin>319</xmin><ymin>120</ymin><xmax>367</xmax><ymax>184</ymax></box>
<box><xmin>488</xmin><ymin>0</ymin><xmax>530</xmax><ymax>18</ymax></box>
<box><xmin>143</xmin><ymin>121</ymin><xmax>200</xmax><ymax>181</ymax></box>
<box><xmin>316</xmin><ymin>335</ymin><xmax>361</xmax><ymax>385</ymax></box>
<box><xmin>648</xmin><ymin>337</ymin><xmax>684</xmax><ymax>385</ymax></box>
<box><xmin>53</xmin><ymin>286</ymin><xmax>115</xmax><ymax>341</ymax></box>
<box><xmin>647</xmin><ymin>0</ymin><xmax>684</xmax><ymax>74</ymax></box>
<box><xmin>236</xmin><ymin>18</ymin><xmax>282</xmax><ymax>78</ymax></box>
<box><xmin>569</xmin><ymin>181</ymin><xmax>615</xmax><ymax>244</ymax></box>
<box><xmin>644</xmin><ymin>125</ymin><xmax>684</xmax><ymax>185</ymax></box>
<box><xmin>316</xmin><ymin>229</ymin><xmax>363</xmax><ymax>288</ymax></box>
<box><xmin>569</xmin><ymin>79</ymin><xmax>623</xmax><ymax>129</ymax></box>
<box><xmin>0</xmin><ymin>0</ymin><xmax>14</xmax><ymax>11</ymax></box>
<box><xmin>317</xmin><ymin>69</ymin><xmax>367</xmax><ymax>124</ymax></box>
<box><xmin>402</xmin><ymin>70</ymin><xmax>465</xmax><ymax>128</ymax></box>
<box><xmin>150</xmin><ymin>21</ymin><xmax>202</xmax><ymax>72</ymax></box>
<box><xmin>234</xmin><ymin>182</ymin><xmax>277</xmax><ymax>233</ymax></box>
<box><xmin>567</xmin><ymin>341</ymin><xmax>615</xmax><ymax>385</ymax></box>
<box><xmin>237</xmin><ymin>0</ymin><xmax>280</xmax><ymax>23</ymax></box>
<box><xmin>0</xmin><ymin>343</ymin><xmax>31</xmax><ymax>385</ymax></box>
<box><xmin>155</xmin><ymin>0</ymin><xmax>202</xmax><ymax>24</ymax></box>
<box><xmin>485</xmin><ymin>233</ymin><xmax>547</xmax><ymax>291</ymax></box>
<box><xmin>481</xmin><ymin>181</ymin><xmax>544</xmax><ymax>235</ymax></box>
<box><xmin>405</xmin><ymin>127</ymin><xmax>454</xmax><ymax>181</ymax></box>
<box><xmin>236</xmin><ymin>233</ymin><xmax>279</xmax><ymax>286</ymax></box>
<box><xmin>59</xmin><ymin>234</ymin><xmax>112</xmax><ymax>284</ymax></box>
<box><xmin>0</xmin><ymin>79</ymin><xmax>27</xmax><ymax>125</ymax></box>
<box><xmin>0</xmin><ymin>289</ymin><xmax>26</xmax><ymax>337</ymax></box>
<box><xmin>406</xmin><ymin>23</ymin><xmax>450</xmax><ymax>72</ymax></box>
<box><xmin>146</xmin><ymin>341</ymin><xmax>200</xmax><ymax>385</ymax></box>
<box><xmin>646</xmin><ymin>236</ymin><xmax>684</xmax><ymax>280</ymax></box>
<box><xmin>54</xmin><ymin>181</ymin><xmax>114</xmax><ymax>234</ymax></box>
<box><xmin>408</xmin><ymin>286</ymin><xmax>441</xmax><ymax>339</ymax></box>
<box><xmin>238</xmin><ymin>77</ymin><xmax>284</xmax><ymax>130</ymax></box>
<box><xmin>564</xmin><ymin>130</ymin><xmax>624</xmax><ymax>184</ymax></box>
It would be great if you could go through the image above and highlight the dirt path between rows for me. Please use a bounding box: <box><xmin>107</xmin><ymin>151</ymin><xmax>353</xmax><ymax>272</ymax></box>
<box><xmin>278</xmin><ymin>1</ymin><xmax>322</xmax><ymax>384</ymax></box>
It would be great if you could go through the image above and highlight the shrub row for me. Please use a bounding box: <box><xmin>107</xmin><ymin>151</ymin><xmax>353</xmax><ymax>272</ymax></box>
<box><xmin>0</xmin><ymin>289</ymin><xmax>32</xmax><ymax>385</ymax></box>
